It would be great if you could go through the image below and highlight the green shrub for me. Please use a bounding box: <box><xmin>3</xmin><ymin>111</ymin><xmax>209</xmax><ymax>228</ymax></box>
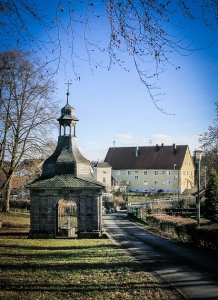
<box><xmin>0</xmin><ymin>199</ymin><xmax>30</xmax><ymax>211</ymax></box>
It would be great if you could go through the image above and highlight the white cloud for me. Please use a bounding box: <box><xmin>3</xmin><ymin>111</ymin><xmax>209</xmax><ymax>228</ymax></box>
<box><xmin>152</xmin><ymin>133</ymin><xmax>201</xmax><ymax>154</ymax></box>
<box><xmin>79</xmin><ymin>145</ymin><xmax>109</xmax><ymax>162</ymax></box>
<box><xmin>78</xmin><ymin>133</ymin><xmax>201</xmax><ymax>161</ymax></box>
<box><xmin>153</xmin><ymin>134</ymin><xmax>173</xmax><ymax>145</ymax></box>
<box><xmin>115</xmin><ymin>134</ymin><xmax>134</xmax><ymax>139</ymax></box>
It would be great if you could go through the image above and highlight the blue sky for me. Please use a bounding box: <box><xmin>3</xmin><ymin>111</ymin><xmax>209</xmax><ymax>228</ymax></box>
<box><xmin>49</xmin><ymin>2</ymin><xmax>218</xmax><ymax>162</ymax></box>
<box><xmin>2</xmin><ymin>1</ymin><xmax>218</xmax><ymax>162</ymax></box>
<box><xmin>62</xmin><ymin>46</ymin><xmax>217</xmax><ymax>162</ymax></box>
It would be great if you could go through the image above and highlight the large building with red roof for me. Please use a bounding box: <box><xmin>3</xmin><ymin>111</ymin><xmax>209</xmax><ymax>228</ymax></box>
<box><xmin>104</xmin><ymin>144</ymin><xmax>195</xmax><ymax>193</ymax></box>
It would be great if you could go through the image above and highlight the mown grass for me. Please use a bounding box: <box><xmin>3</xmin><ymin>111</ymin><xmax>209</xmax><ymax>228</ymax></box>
<box><xmin>0</xmin><ymin>238</ymin><xmax>171</xmax><ymax>300</ymax></box>
<box><xmin>0</xmin><ymin>211</ymin><xmax>30</xmax><ymax>227</ymax></box>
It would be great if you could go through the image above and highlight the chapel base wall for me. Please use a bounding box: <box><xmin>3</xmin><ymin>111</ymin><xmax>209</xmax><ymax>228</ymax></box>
<box><xmin>29</xmin><ymin>230</ymin><xmax>56</xmax><ymax>239</ymax></box>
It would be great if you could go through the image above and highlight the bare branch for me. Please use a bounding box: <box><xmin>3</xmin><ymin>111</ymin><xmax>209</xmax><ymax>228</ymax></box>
<box><xmin>0</xmin><ymin>1</ymin><xmax>217</xmax><ymax>110</ymax></box>
<box><xmin>0</xmin><ymin>50</ymin><xmax>59</xmax><ymax>211</ymax></box>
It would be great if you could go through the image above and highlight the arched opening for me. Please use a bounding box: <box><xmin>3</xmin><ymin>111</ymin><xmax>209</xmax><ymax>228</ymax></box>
<box><xmin>65</xmin><ymin>125</ymin><xmax>70</xmax><ymax>135</ymax></box>
<box><xmin>60</xmin><ymin>125</ymin><xmax>65</xmax><ymax>136</ymax></box>
<box><xmin>57</xmin><ymin>200</ymin><xmax>77</xmax><ymax>238</ymax></box>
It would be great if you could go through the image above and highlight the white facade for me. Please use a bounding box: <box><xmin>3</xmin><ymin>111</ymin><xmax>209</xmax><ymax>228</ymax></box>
<box><xmin>93</xmin><ymin>162</ymin><xmax>112</xmax><ymax>191</ymax></box>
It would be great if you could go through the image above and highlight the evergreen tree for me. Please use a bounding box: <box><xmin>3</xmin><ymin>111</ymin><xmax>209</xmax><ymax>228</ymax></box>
<box><xmin>205</xmin><ymin>169</ymin><xmax>218</xmax><ymax>216</ymax></box>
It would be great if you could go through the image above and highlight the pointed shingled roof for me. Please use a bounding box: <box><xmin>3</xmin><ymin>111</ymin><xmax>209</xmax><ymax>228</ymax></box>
<box><xmin>28</xmin><ymin>94</ymin><xmax>105</xmax><ymax>190</ymax></box>
<box><xmin>29</xmin><ymin>174</ymin><xmax>104</xmax><ymax>189</ymax></box>
<box><xmin>57</xmin><ymin>103</ymin><xmax>79</xmax><ymax>122</ymax></box>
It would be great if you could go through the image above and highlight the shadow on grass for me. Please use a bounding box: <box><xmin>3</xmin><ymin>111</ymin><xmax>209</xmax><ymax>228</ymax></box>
<box><xmin>0</xmin><ymin>261</ymin><xmax>138</xmax><ymax>271</ymax></box>
<box><xmin>0</xmin><ymin>242</ymin><xmax>116</xmax><ymax>251</ymax></box>
<box><xmin>0</xmin><ymin>259</ymin><xmax>167</xmax><ymax>298</ymax></box>
<box><xmin>0</xmin><ymin>250</ymin><xmax>125</xmax><ymax>262</ymax></box>
<box><xmin>0</xmin><ymin>280</ymin><xmax>170</xmax><ymax>293</ymax></box>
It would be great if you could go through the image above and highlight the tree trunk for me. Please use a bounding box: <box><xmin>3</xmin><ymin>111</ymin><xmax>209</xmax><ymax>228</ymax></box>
<box><xmin>5</xmin><ymin>185</ymin><xmax>11</xmax><ymax>212</ymax></box>
<box><xmin>1</xmin><ymin>181</ymin><xmax>11</xmax><ymax>212</ymax></box>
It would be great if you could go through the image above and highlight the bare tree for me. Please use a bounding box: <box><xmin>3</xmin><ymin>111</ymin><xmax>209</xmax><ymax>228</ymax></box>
<box><xmin>199</xmin><ymin>102</ymin><xmax>218</xmax><ymax>176</ymax></box>
<box><xmin>199</xmin><ymin>102</ymin><xmax>218</xmax><ymax>151</ymax></box>
<box><xmin>0</xmin><ymin>1</ymin><xmax>217</xmax><ymax>111</ymax></box>
<box><xmin>0</xmin><ymin>50</ymin><xmax>58</xmax><ymax>212</ymax></box>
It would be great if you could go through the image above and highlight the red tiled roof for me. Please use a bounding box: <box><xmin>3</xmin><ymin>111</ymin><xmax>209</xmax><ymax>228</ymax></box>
<box><xmin>104</xmin><ymin>145</ymin><xmax>189</xmax><ymax>170</ymax></box>
<box><xmin>0</xmin><ymin>169</ymin><xmax>29</xmax><ymax>189</ymax></box>
<box><xmin>93</xmin><ymin>162</ymin><xmax>111</xmax><ymax>168</ymax></box>
<box><xmin>11</xmin><ymin>176</ymin><xmax>28</xmax><ymax>189</ymax></box>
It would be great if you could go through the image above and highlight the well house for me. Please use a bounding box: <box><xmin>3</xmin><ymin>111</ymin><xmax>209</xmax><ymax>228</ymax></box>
<box><xmin>28</xmin><ymin>93</ymin><xmax>105</xmax><ymax>238</ymax></box>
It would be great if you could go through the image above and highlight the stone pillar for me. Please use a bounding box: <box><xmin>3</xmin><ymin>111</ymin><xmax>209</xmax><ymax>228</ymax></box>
<box><xmin>78</xmin><ymin>193</ymin><xmax>86</xmax><ymax>233</ymax></box>
<box><xmin>29</xmin><ymin>191</ymin><xmax>57</xmax><ymax>238</ymax></box>
<box><xmin>94</xmin><ymin>194</ymin><xmax>99</xmax><ymax>231</ymax></box>
<box><xmin>99</xmin><ymin>194</ymin><xmax>102</xmax><ymax>233</ymax></box>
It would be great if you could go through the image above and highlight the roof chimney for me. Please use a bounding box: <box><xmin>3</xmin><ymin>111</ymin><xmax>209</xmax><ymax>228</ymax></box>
<box><xmin>173</xmin><ymin>143</ymin><xmax>177</xmax><ymax>155</ymax></box>
<box><xmin>156</xmin><ymin>144</ymin><xmax>159</xmax><ymax>152</ymax></box>
<box><xmin>135</xmin><ymin>146</ymin><xmax>139</xmax><ymax>157</ymax></box>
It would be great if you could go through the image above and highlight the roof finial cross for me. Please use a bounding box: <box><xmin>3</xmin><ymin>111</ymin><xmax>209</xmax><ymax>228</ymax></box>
<box><xmin>65</xmin><ymin>80</ymin><xmax>72</xmax><ymax>104</ymax></box>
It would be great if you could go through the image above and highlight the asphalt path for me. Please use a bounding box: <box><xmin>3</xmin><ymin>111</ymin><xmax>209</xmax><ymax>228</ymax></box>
<box><xmin>103</xmin><ymin>211</ymin><xmax>218</xmax><ymax>300</ymax></box>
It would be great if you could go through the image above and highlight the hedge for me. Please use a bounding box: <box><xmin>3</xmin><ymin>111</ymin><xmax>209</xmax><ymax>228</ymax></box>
<box><xmin>0</xmin><ymin>199</ymin><xmax>30</xmax><ymax>211</ymax></box>
<box><xmin>128</xmin><ymin>207</ymin><xmax>218</xmax><ymax>252</ymax></box>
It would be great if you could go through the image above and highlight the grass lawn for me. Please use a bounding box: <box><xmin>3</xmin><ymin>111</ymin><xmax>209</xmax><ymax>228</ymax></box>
<box><xmin>0</xmin><ymin>211</ymin><xmax>30</xmax><ymax>227</ymax></box>
<box><xmin>0</xmin><ymin>238</ymin><xmax>172</xmax><ymax>300</ymax></box>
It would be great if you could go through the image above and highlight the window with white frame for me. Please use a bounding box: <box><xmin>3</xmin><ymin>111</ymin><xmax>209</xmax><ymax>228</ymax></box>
<box><xmin>127</xmin><ymin>170</ymin><xmax>131</xmax><ymax>175</ymax></box>
<box><xmin>116</xmin><ymin>170</ymin><xmax>120</xmax><ymax>176</ymax></box>
<box><xmin>166</xmin><ymin>180</ymin><xmax>171</xmax><ymax>185</ymax></box>
<box><xmin>154</xmin><ymin>180</ymin><xmax>158</xmax><ymax>186</ymax></box>
<box><xmin>167</xmin><ymin>171</ymin><xmax>171</xmax><ymax>175</ymax></box>
<box><xmin>162</xmin><ymin>171</ymin><xmax>166</xmax><ymax>174</ymax></box>
<box><xmin>183</xmin><ymin>171</ymin><xmax>185</xmax><ymax>175</ymax></box>
<box><xmin>143</xmin><ymin>170</ymin><xmax>148</xmax><ymax>175</ymax></box>
<box><xmin>103</xmin><ymin>177</ymin><xmax>106</xmax><ymax>182</ymax></box>
<box><xmin>143</xmin><ymin>180</ymin><xmax>148</xmax><ymax>185</ymax></box>
<box><xmin>187</xmin><ymin>171</ymin><xmax>189</xmax><ymax>175</ymax></box>
<box><xmin>174</xmin><ymin>176</ymin><xmax>178</xmax><ymax>181</ymax></box>
<box><xmin>154</xmin><ymin>170</ymin><xmax>158</xmax><ymax>175</ymax></box>
<box><xmin>134</xmin><ymin>175</ymin><xmax>139</xmax><ymax>180</ymax></box>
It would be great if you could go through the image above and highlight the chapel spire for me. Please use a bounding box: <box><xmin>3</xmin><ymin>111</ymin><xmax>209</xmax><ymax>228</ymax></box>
<box><xmin>57</xmin><ymin>82</ymin><xmax>78</xmax><ymax>137</ymax></box>
<box><xmin>66</xmin><ymin>80</ymin><xmax>72</xmax><ymax>104</ymax></box>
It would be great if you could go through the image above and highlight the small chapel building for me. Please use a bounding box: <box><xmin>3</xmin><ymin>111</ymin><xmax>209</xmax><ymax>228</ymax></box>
<box><xmin>28</xmin><ymin>91</ymin><xmax>105</xmax><ymax>238</ymax></box>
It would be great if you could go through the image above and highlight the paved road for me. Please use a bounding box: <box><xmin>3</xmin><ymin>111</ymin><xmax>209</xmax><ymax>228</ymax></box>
<box><xmin>103</xmin><ymin>211</ymin><xmax>218</xmax><ymax>300</ymax></box>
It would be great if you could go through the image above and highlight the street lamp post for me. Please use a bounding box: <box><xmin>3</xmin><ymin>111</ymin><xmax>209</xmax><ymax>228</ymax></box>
<box><xmin>174</xmin><ymin>164</ymin><xmax>177</xmax><ymax>198</ymax></box>
<box><xmin>204</xmin><ymin>166</ymin><xmax>207</xmax><ymax>188</ymax></box>
<box><xmin>196</xmin><ymin>150</ymin><xmax>203</xmax><ymax>227</ymax></box>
